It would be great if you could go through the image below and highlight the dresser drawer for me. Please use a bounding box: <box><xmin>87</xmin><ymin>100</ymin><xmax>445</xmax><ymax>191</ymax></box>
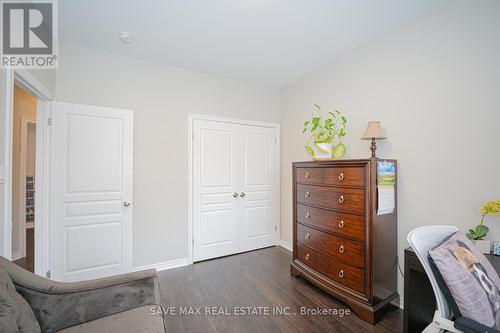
<box><xmin>297</xmin><ymin>204</ymin><xmax>365</xmax><ymax>241</ymax></box>
<box><xmin>323</xmin><ymin>167</ymin><xmax>365</xmax><ymax>187</ymax></box>
<box><xmin>297</xmin><ymin>243</ymin><xmax>365</xmax><ymax>294</ymax></box>
<box><xmin>297</xmin><ymin>223</ymin><xmax>365</xmax><ymax>267</ymax></box>
<box><xmin>296</xmin><ymin>168</ymin><xmax>321</xmax><ymax>184</ymax></box>
<box><xmin>296</xmin><ymin>184</ymin><xmax>365</xmax><ymax>214</ymax></box>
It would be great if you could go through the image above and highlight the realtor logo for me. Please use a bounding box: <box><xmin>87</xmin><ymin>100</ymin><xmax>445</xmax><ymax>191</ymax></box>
<box><xmin>1</xmin><ymin>0</ymin><xmax>58</xmax><ymax>68</ymax></box>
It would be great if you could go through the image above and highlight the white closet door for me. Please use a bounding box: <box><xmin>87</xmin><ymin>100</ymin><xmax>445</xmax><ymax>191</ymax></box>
<box><xmin>193</xmin><ymin>120</ymin><xmax>242</xmax><ymax>261</ymax></box>
<box><xmin>49</xmin><ymin>102</ymin><xmax>133</xmax><ymax>281</ymax></box>
<box><xmin>193</xmin><ymin>118</ymin><xmax>277</xmax><ymax>262</ymax></box>
<box><xmin>240</xmin><ymin>125</ymin><xmax>277</xmax><ymax>252</ymax></box>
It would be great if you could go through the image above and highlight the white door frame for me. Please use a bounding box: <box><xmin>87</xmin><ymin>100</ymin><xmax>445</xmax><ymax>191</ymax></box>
<box><xmin>15</xmin><ymin>117</ymin><xmax>37</xmax><ymax>260</ymax></box>
<box><xmin>2</xmin><ymin>69</ymin><xmax>54</xmax><ymax>278</ymax></box>
<box><xmin>187</xmin><ymin>113</ymin><xmax>280</xmax><ymax>264</ymax></box>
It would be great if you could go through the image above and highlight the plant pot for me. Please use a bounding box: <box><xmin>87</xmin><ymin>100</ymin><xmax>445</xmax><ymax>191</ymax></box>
<box><xmin>473</xmin><ymin>239</ymin><xmax>491</xmax><ymax>254</ymax></box>
<box><xmin>312</xmin><ymin>142</ymin><xmax>333</xmax><ymax>161</ymax></box>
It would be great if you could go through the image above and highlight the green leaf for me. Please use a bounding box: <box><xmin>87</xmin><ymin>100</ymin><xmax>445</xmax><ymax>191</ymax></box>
<box><xmin>314</xmin><ymin>136</ymin><xmax>332</xmax><ymax>144</ymax></box>
<box><xmin>325</xmin><ymin>119</ymin><xmax>332</xmax><ymax>127</ymax></box>
<box><xmin>476</xmin><ymin>225</ymin><xmax>489</xmax><ymax>239</ymax></box>
<box><xmin>341</xmin><ymin>115</ymin><xmax>347</xmax><ymax>124</ymax></box>
<box><xmin>340</xmin><ymin>128</ymin><xmax>346</xmax><ymax>136</ymax></box>
<box><xmin>305</xmin><ymin>146</ymin><xmax>314</xmax><ymax>157</ymax></box>
<box><xmin>476</xmin><ymin>224</ymin><xmax>489</xmax><ymax>233</ymax></box>
<box><xmin>314</xmin><ymin>104</ymin><xmax>322</xmax><ymax>111</ymax></box>
<box><xmin>466</xmin><ymin>232</ymin><xmax>476</xmax><ymax>240</ymax></box>
<box><xmin>312</xmin><ymin>117</ymin><xmax>320</xmax><ymax>125</ymax></box>
<box><xmin>335</xmin><ymin>110</ymin><xmax>340</xmax><ymax>114</ymax></box>
<box><xmin>304</xmin><ymin>121</ymin><xmax>309</xmax><ymax>127</ymax></box>
<box><xmin>302</xmin><ymin>128</ymin><xmax>307</xmax><ymax>133</ymax></box>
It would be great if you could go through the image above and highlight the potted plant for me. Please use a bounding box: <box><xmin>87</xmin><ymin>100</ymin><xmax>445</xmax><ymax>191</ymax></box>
<box><xmin>466</xmin><ymin>200</ymin><xmax>500</xmax><ymax>253</ymax></box>
<box><xmin>303</xmin><ymin>105</ymin><xmax>347</xmax><ymax>160</ymax></box>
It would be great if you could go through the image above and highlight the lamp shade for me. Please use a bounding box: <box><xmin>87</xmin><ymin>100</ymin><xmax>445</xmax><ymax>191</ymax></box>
<box><xmin>361</xmin><ymin>121</ymin><xmax>386</xmax><ymax>140</ymax></box>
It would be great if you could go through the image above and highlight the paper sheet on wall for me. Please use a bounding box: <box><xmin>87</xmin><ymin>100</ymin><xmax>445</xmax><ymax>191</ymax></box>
<box><xmin>377</xmin><ymin>186</ymin><xmax>395</xmax><ymax>215</ymax></box>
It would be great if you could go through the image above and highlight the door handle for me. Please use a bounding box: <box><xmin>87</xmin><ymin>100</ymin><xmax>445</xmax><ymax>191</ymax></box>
<box><xmin>123</xmin><ymin>201</ymin><xmax>131</xmax><ymax>207</ymax></box>
<box><xmin>240</xmin><ymin>192</ymin><xmax>246</xmax><ymax>198</ymax></box>
<box><xmin>233</xmin><ymin>192</ymin><xmax>238</xmax><ymax>198</ymax></box>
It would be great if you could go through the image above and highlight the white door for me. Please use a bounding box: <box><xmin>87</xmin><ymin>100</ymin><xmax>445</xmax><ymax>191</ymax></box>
<box><xmin>193</xmin><ymin>119</ymin><xmax>277</xmax><ymax>262</ymax></box>
<box><xmin>49</xmin><ymin>102</ymin><xmax>133</xmax><ymax>281</ymax></box>
<box><xmin>240</xmin><ymin>125</ymin><xmax>277</xmax><ymax>252</ymax></box>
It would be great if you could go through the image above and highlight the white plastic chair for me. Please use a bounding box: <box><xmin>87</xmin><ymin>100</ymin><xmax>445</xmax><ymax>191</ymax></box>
<box><xmin>407</xmin><ymin>225</ymin><xmax>462</xmax><ymax>333</ymax></box>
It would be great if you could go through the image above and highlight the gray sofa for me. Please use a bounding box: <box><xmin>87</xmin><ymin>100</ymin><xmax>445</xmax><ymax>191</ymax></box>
<box><xmin>0</xmin><ymin>256</ymin><xmax>166</xmax><ymax>332</ymax></box>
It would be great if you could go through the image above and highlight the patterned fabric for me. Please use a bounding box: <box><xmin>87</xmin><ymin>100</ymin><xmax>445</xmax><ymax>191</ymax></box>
<box><xmin>429</xmin><ymin>232</ymin><xmax>500</xmax><ymax>329</ymax></box>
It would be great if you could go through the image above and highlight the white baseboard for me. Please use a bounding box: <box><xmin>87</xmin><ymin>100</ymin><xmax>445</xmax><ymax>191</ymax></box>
<box><xmin>11</xmin><ymin>251</ymin><xmax>23</xmax><ymax>261</ymax></box>
<box><xmin>397</xmin><ymin>295</ymin><xmax>404</xmax><ymax>309</ymax></box>
<box><xmin>134</xmin><ymin>258</ymin><xmax>189</xmax><ymax>272</ymax></box>
<box><xmin>279</xmin><ymin>240</ymin><xmax>292</xmax><ymax>252</ymax></box>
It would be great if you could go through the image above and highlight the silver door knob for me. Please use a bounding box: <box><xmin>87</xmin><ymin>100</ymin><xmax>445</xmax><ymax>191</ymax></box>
<box><xmin>233</xmin><ymin>192</ymin><xmax>238</xmax><ymax>198</ymax></box>
<box><xmin>338</xmin><ymin>195</ymin><xmax>345</xmax><ymax>203</ymax></box>
<box><xmin>240</xmin><ymin>192</ymin><xmax>246</xmax><ymax>198</ymax></box>
<box><xmin>123</xmin><ymin>201</ymin><xmax>131</xmax><ymax>207</ymax></box>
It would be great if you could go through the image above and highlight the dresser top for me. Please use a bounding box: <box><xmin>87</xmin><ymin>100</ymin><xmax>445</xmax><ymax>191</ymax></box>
<box><xmin>293</xmin><ymin>158</ymin><xmax>396</xmax><ymax>167</ymax></box>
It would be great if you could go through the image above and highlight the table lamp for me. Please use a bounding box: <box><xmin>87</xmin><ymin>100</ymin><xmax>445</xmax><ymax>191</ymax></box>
<box><xmin>362</xmin><ymin>121</ymin><xmax>386</xmax><ymax>158</ymax></box>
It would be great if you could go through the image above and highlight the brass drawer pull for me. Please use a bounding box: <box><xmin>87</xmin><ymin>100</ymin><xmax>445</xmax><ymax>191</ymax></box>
<box><xmin>305</xmin><ymin>211</ymin><xmax>311</xmax><ymax>218</ymax></box>
<box><xmin>305</xmin><ymin>253</ymin><xmax>310</xmax><ymax>260</ymax></box>
<box><xmin>304</xmin><ymin>191</ymin><xmax>311</xmax><ymax>198</ymax></box>
<box><xmin>339</xmin><ymin>270</ymin><xmax>344</xmax><ymax>278</ymax></box>
<box><xmin>305</xmin><ymin>232</ymin><xmax>311</xmax><ymax>240</ymax></box>
<box><xmin>338</xmin><ymin>172</ymin><xmax>344</xmax><ymax>181</ymax></box>
<box><xmin>338</xmin><ymin>195</ymin><xmax>345</xmax><ymax>203</ymax></box>
<box><xmin>338</xmin><ymin>220</ymin><xmax>344</xmax><ymax>228</ymax></box>
<box><xmin>304</xmin><ymin>171</ymin><xmax>310</xmax><ymax>179</ymax></box>
<box><xmin>339</xmin><ymin>245</ymin><xmax>345</xmax><ymax>254</ymax></box>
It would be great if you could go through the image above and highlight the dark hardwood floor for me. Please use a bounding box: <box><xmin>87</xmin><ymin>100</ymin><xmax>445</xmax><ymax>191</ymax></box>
<box><xmin>159</xmin><ymin>246</ymin><xmax>402</xmax><ymax>333</ymax></box>
<box><xmin>13</xmin><ymin>228</ymin><xmax>34</xmax><ymax>273</ymax></box>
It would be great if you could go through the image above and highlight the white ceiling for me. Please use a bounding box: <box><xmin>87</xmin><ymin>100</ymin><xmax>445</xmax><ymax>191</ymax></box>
<box><xmin>59</xmin><ymin>0</ymin><xmax>444</xmax><ymax>87</ymax></box>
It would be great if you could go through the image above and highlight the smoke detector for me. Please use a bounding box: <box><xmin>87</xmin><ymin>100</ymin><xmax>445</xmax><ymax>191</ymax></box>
<box><xmin>119</xmin><ymin>31</ymin><xmax>133</xmax><ymax>44</ymax></box>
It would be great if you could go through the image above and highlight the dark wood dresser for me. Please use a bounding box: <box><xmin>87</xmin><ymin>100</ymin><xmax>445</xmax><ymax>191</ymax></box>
<box><xmin>290</xmin><ymin>159</ymin><xmax>398</xmax><ymax>324</ymax></box>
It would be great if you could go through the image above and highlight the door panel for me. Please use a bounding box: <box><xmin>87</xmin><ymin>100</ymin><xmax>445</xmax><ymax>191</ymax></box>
<box><xmin>193</xmin><ymin>119</ymin><xmax>277</xmax><ymax>261</ymax></box>
<box><xmin>193</xmin><ymin>120</ymin><xmax>240</xmax><ymax>261</ymax></box>
<box><xmin>201</xmin><ymin>128</ymin><xmax>232</xmax><ymax>188</ymax></box>
<box><xmin>65</xmin><ymin>222</ymin><xmax>122</xmax><ymax>272</ymax></box>
<box><xmin>66</xmin><ymin>114</ymin><xmax>123</xmax><ymax>193</ymax></box>
<box><xmin>240</xmin><ymin>125</ymin><xmax>277</xmax><ymax>252</ymax></box>
<box><xmin>244</xmin><ymin>132</ymin><xmax>270</xmax><ymax>186</ymax></box>
<box><xmin>50</xmin><ymin>102</ymin><xmax>133</xmax><ymax>281</ymax></box>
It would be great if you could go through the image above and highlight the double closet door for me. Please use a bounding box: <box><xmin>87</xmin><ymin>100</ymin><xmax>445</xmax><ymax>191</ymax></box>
<box><xmin>193</xmin><ymin>119</ymin><xmax>278</xmax><ymax>262</ymax></box>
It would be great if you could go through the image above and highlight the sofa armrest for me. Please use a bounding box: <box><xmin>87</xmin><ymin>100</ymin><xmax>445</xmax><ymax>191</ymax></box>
<box><xmin>2</xmin><ymin>260</ymin><xmax>161</xmax><ymax>332</ymax></box>
<box><xmin>454</xmin><ymin>316</ymin><xmax>500</xmax><ymax>333</ymax></box>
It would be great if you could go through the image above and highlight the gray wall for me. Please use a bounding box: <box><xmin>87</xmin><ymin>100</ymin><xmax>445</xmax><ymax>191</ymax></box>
<box><xmin>55</xmin><ymin>44</ymin><xmax>281</xmax><ymax>267</ymax></box>
<box><xmin>280</xmin><ymin>0</ymin><xmax>500</xmax><ymax>300</ymax></box>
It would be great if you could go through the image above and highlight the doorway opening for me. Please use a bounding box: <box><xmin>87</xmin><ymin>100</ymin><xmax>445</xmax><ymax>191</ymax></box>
<box><xmin>11</xmin><ymin>84</ymin><xmax>37</xmax><ymax>272</ymax></box>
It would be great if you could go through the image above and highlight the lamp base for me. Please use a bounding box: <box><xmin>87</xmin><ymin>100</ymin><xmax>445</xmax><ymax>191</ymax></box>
<box><xmin>370</xmin><ymin>138</ymin><xmax>377</xmax><ymax>158</ymax></box>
